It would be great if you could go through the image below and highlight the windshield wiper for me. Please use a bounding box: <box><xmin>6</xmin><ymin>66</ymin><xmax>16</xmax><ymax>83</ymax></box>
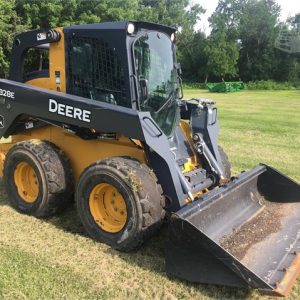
<box><xmin>154</xmin><ymin>89</ymin><xmax>177</xmax><ymax>114</ymax></box>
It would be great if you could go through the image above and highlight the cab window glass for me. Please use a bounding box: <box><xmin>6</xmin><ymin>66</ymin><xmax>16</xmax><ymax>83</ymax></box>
<box><xmin>23</xmin><ymin>47</ymin><xmax>49</xmax><ymax>81</ymax></box>
<box><xmin>67</xmin><ymin>36</ymin><xmax>128</xmax><ymax>107</ymax></box>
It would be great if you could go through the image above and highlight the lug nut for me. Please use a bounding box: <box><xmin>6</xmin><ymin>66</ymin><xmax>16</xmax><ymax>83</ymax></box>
<box><xmin>193</xmin><ymin>134</ymin><xmax>199</xmax><ymax>141</ymax></box>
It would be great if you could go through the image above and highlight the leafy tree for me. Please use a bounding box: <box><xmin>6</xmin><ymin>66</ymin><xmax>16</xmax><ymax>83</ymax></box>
<box><xmin>0</xmin><ymin>0</ymin><xmax>26</xmax><ymax>77</ymax></box>
<box><xmin>138</xmin><ymin>0</ymin><xmax>204</xmax><ymax>30</ymax></box>
<box><xmin>202</xmin><ymin>0</ymin><xmax>240</xmax><ymax>82</ymax></box>
<box><xmin>5</xmin><ymin>0</ymin><xmax>298</xmax><ymax>84</ymax></box>
<box><xmin>15</xmin><ymin>0</ymin><xmax>64</xmax><ymax>28</ymax></box>
<box><xmin>238</xmin><ymin>0</ymin><xmax>280</xmax><ymax>81</ymax></box>
<box><xmin>273</xmin><ymin>14</ymin><xmax>300</xmax><ymax>82</ymax></box>
<box><xmin>138</xmin><ymin>0</ymin><xmax>205</xmax><ymax>82</ymax></box>
<box><xmin>209</xmin><ymin>0</ymin><xmax>243</xmax><ymax>42</ymax></box>
<box><xmin>15</xmin><ymin>0</ymin><xmax>140</xmax><ymax>28</ymax></box>
<box><xmin>76</xmin><ymin>0</ymin><xmax>138</xmax><ymax>23</ymax></box>
<box><xmin>204</xmin><ymin>30</ymin><xmax>239</xmax><ymax>82</ymax></box>
<box><xmin>177</xmin><ymin>31</ymin><xmax>208</xmax><ymax>81</ymax></box>
<box><xmin>289</xmin><ymin>13</ymin><xmax>300</xmax><ymax>31</ymax></box>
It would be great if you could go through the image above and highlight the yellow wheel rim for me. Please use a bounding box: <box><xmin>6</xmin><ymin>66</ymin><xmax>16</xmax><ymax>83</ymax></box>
<box><xmin>89</xmin><ymin>183</ymin><xmax>128</xmax><ymax>233</ymax></box>
<box><xmin>14</xmin><ymin>162</ymin><xmax>39</xmax><ymax>203</ymax></box>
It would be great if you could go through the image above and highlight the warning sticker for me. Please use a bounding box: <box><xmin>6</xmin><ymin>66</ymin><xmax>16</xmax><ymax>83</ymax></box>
<box><xmin>37</xmin><ymin>32</ymin><xmax>47</xmax><ymax>41</ymax></box>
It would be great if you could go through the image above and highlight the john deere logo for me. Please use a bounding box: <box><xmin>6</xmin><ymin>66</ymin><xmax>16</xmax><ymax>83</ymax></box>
<box><xmin>0</xmin><ymin>115</ymin><xmax>4</xmax><ymax>128</ymax></box>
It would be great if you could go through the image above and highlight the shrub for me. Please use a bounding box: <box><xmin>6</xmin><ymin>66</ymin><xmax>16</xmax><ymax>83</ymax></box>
<box><xmin>182</xmin><ymin>82</ymin><xmax>207</xmax><ymax>89</ymax></box>
<box><xmin>183</xmin><ymin>81</ymin><xmax>300</xmax><ymax>90</ymax></box>
<box><xmin>245</xmin><ymin>80</ymin><xmax>300</xmax><ymax>90</ymax></box>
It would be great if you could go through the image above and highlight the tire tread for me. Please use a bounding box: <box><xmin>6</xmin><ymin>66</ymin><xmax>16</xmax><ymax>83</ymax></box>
<box><xmin>4</xmin><ymin>140</ymin><xmax>73</xmax><ymax>217</ymax></box>
<box><xmin>77</xmin><ymin>156</ymin><xmax>165</xmax><ymax>251</ymax></box>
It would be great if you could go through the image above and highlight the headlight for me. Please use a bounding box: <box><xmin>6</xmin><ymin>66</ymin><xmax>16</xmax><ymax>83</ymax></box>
<box><xmin>127</xmin><ymin>23</ymin><xmax>135</xmax><ymax>35</ymax></box>
<box><xmin>171</xmin><ymin>33</ymin><xmax>175</xmax><ymax>42</ymax></box>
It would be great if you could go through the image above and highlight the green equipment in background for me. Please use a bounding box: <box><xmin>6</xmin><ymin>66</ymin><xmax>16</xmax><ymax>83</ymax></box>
<box><xmin>207</xmin><ymin>81</ymin><xmax>244</xmax><ymax>93</ymax></box>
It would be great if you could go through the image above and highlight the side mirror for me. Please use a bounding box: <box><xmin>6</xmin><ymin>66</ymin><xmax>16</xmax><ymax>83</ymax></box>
<box><xmin>175</xmin><ymin>62</ymin><xmax>182</xmax><ymax>76</ymax></box>
<box><xmin>140</xmin><ymin>78</ymin><xmax>149</xmax><ymax>101</ymax></box>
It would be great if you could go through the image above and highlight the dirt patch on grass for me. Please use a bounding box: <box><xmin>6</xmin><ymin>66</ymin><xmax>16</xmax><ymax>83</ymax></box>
<box><xmin>220</xmin><ymin>201</ymin><xmax>284</xmax><ymax>260</ymax></box>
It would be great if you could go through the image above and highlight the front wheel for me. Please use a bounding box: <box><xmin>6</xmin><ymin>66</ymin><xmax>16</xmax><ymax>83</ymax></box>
<box><xmin>76</xmin><ymin>157</ymin><xmax>165</xmax><ymax>251</ymax></box>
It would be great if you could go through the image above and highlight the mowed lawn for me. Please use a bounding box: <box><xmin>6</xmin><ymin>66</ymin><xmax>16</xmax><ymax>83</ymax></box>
<box><xmin>0</xmin><ymin>90</ymin><xmax>299</xmax><ymax>300</ymax></box>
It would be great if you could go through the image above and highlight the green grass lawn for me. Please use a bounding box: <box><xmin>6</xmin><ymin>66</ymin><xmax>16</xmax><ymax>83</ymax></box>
<box><xmin>184</xmin><ymin>90</ymin><xmax>300</xmax><ymax>181</ymax></box>
<box><xmin>0</xmin><ymin>90</ymin><xmax>299</xmax><ymax>299</ymax></box>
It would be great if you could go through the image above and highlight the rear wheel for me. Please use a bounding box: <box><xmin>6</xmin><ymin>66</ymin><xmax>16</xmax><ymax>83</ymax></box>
<box><xmin>76</xmin><ymin>157</ymin><xmax>165</xmax><ymax>251</ymax></box>
<box><xmin>3</xmin><ymin>140</ymin><xmax>73</xmax><ymax>217</ymax></box>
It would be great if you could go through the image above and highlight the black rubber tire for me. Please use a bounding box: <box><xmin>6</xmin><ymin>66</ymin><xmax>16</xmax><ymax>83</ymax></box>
<box><xmin>218</xmin><ymin>145</ymin><xmax>231</xmax><ymax>180</ymax></box>
<box><xmin>3</xmin><ymin>139</ymin><xmax>74</xmax><ymax>218</ymax></box>
<box><xmin>76</xmin><ymin>157</ymin><xmax>165</xmax><ymax>251</ymax></box>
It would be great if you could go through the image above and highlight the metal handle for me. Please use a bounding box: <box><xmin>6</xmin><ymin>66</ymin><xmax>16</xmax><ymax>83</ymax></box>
<box><xmin>142</xmin><ymin>116</ymin><xmax>163</xmax><ymax>137</ymax></box>
<box><xmin>208</xmin><ymin>107</ymin><xmax>218</xmax><ymax>126</ymax></box>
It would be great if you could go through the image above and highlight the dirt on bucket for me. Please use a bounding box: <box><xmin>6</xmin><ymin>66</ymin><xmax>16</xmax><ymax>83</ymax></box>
<box><xmin>220</xmin><ymin>201</ymin><xmax>284</xmax><ymax>261</ymax></box>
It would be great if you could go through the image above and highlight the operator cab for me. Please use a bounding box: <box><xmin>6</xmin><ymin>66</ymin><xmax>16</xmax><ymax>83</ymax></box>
<box><xmin>9</xmin><ymin>21</ymin><xmax>181</xmax><ymax>138</ymax></box>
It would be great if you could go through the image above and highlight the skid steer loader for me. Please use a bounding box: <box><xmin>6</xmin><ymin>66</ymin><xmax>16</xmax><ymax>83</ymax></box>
<box><xmin>0</xmin><ymin>21</ymin><xmax>300</xmax><ymax>296</ymax></box>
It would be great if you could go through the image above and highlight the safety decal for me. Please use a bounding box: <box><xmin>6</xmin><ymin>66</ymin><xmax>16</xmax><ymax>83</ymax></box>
<box><xmin>37</xmin><ymin>32</ymin><xmax>47</xmax><ymax>41</ymax></box>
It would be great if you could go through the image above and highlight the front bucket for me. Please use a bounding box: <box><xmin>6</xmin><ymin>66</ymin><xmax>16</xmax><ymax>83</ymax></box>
<box><xmin>166</xmin><ymin>164</ymin><xmax>300</xmax><ymax>296</ymax></box>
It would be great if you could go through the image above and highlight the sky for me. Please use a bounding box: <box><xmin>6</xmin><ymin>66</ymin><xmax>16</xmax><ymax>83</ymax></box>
<box><xmin>194</xmin><ymin>0</ymin><xmax>300</xmax><ymax>34</ymax></box>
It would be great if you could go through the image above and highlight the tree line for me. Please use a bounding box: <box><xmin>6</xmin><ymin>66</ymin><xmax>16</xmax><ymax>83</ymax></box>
<box><xmin>180</xmin><ymin>0</ymin><xmax>300</xmax><ymax>83</ymax></box>
<box><xmin>0</xmin><ymin>0</ymin><xmax>299</xmax><ymax>83</ymax></box>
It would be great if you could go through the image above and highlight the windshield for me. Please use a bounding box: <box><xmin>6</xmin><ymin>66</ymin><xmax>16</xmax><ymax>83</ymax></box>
<box><xmin>134</xmin><ymin>32</ymin><xmax>179</xmax><ymax>137</ymax></box>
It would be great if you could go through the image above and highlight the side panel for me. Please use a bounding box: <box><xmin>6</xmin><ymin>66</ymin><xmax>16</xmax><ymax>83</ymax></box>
<box><xmin>0</xmin><ymin>126</ymin><xmax>146</xmax><ymax>181</ymax></box>
<box><xmin>0</xmin><ymin>80</ymin><xmax>188</xmax><ymax>211</ymax></box>
<box><xmin>0</xmin><ymin>79</ymin><xmax>144</xmax><ymax>140</ymax></box>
